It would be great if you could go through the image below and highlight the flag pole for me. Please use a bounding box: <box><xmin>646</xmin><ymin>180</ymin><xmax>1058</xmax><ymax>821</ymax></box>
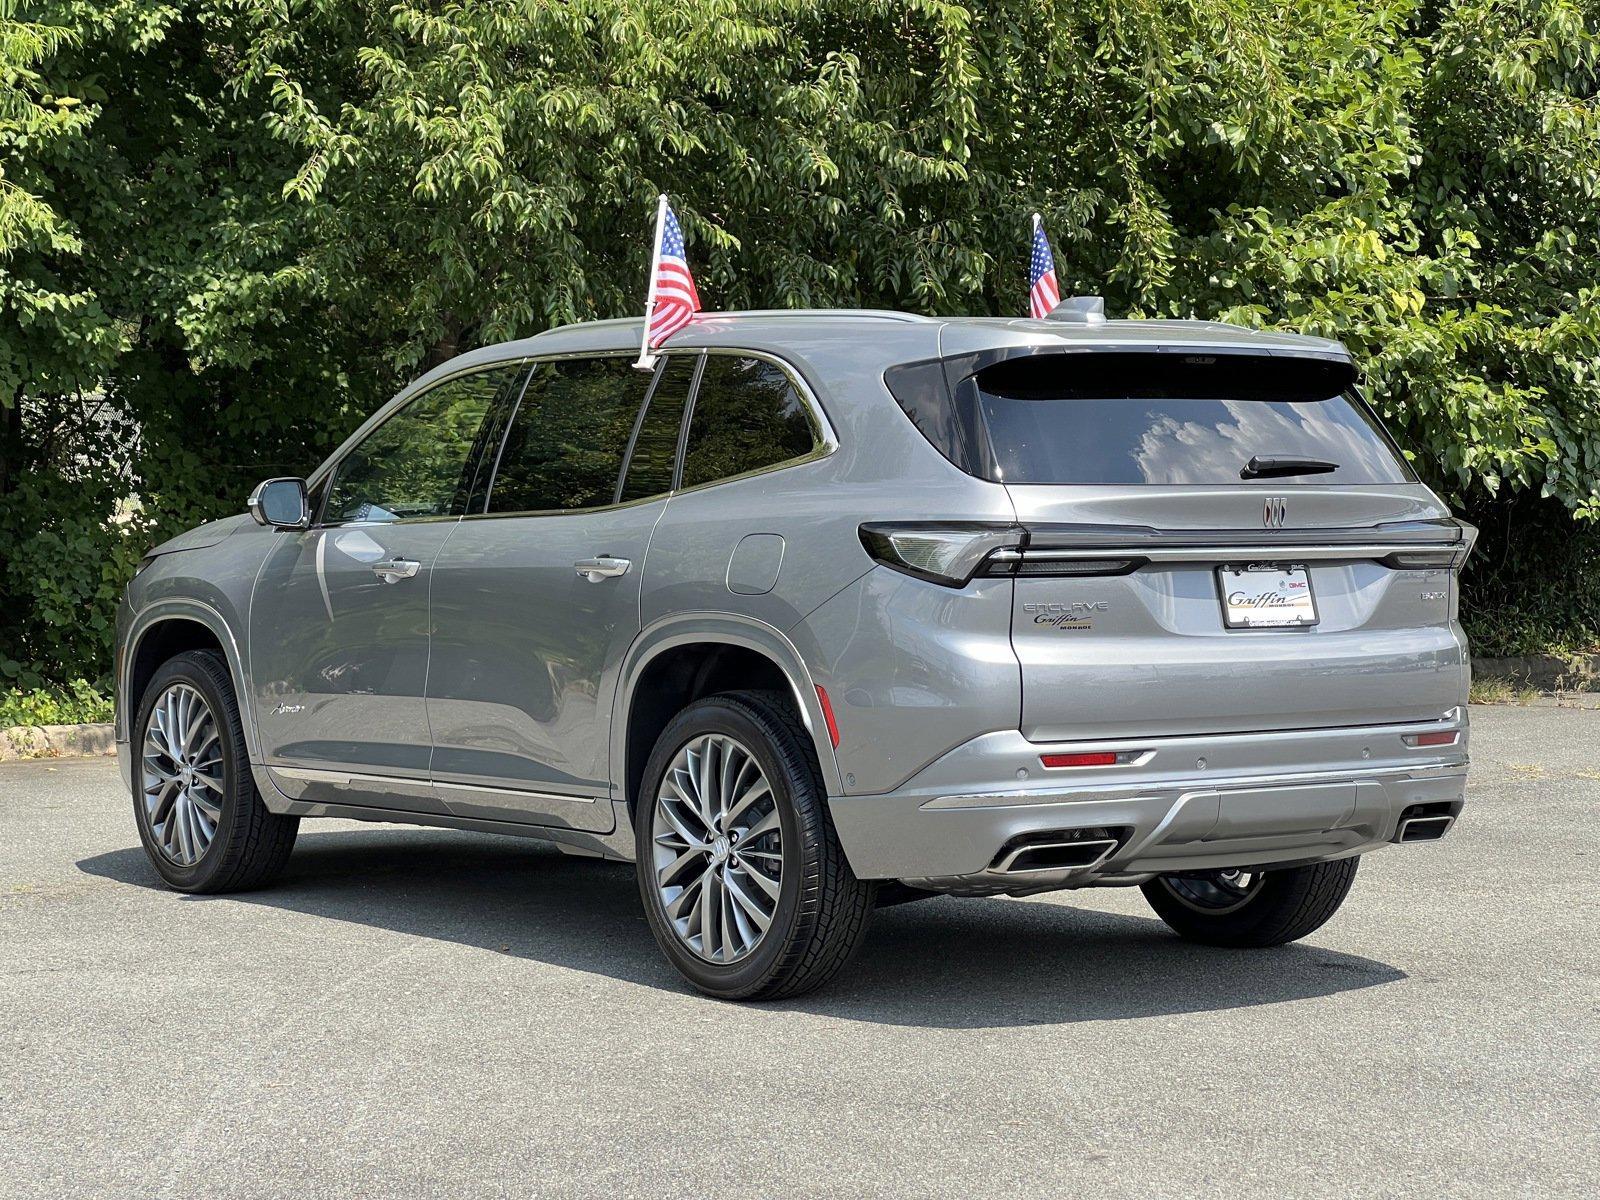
<box><xmin>633</xmin><ymin>193</ymin><xmax>670</xmax><ymax>371</ymax></box>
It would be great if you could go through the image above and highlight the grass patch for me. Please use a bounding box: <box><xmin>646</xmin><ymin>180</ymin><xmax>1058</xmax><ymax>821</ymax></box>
<box><xmin>1469</xmin><ymin>676</ymin><xmax>1541</xmax><ymax>705</ymax></box>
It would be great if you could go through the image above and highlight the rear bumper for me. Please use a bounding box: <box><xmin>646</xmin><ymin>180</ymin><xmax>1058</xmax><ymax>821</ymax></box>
<box><xmin>827</xmin><ymin>716</ymin><xmax>1468</xmax><ymax>893</ymax></box>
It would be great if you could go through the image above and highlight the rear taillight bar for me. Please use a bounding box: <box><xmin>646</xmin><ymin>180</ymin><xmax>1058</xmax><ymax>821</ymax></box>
<box><xmin>859</xmin><ymin>522</ymin><xmax>1147</xmax><ymax>586</ymax></box>
<box><xmin>982</xmin><ymin>550</ymin><xmax>1146</xmax><ymax>578</ymax></box>
<box><xmin>859</xmin><ymin>517</ymin><xmax>1478</xmax><ymax>586</ymax></box>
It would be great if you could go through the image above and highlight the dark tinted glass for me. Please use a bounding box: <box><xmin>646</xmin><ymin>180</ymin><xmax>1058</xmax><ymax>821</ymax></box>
<box><xmin>488</xmin><ymin>357</ymin><xmax>652</xmax><ymax>513</ymax></box>
<box><xmin>620</xmin><ymin>355</ymin><xmax>696</xmax><ymax>503</ymax></box>
<box><xmin>974</xmin><ymin>354</ymin><xmax>1412</xmax><ymax>486</ymax></box>
<box><xmin>681</xmin><ymin>356</ymin><xmax>818</xmax><ymax>489</ymax></box>
<box><xmin>324</xmin><ymin>366</ymin><xmax>515</xmax><ymax>523</ymax></box>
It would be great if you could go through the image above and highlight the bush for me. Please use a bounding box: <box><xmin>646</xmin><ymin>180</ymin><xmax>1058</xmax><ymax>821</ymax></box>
<box><xmin>0</xmin><ymin>678</ymin><xmax>113</xmax><ymax>727</ymax></box>
<box><xmin>1460</xmin><ymin>498</ymin><xmax>1600</xmax><ymax>658</ymax></box>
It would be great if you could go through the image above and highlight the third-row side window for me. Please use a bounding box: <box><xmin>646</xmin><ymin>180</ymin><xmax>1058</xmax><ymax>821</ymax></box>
<box><xmin>681</xmin><ymin>355</ymin><xmax>819</xmax><ymax>490</ymax></box>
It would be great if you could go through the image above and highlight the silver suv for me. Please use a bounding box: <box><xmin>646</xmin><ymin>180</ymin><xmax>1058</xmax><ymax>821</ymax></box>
<box><xmin>116</xmin><ymin>304</ymin><xmax>1472</xmax><ymax>998</ymax></box>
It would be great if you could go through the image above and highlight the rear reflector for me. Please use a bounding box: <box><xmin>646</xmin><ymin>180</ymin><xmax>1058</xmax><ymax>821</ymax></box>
<box><xmin>1040</xmin><ymin>751</ymin><xmax>1119</xmax><ymax>768</ymax></box>
<box><xmin>815</xmin><ymin>685</ymin><xmax>841</xmax><ymax>748</ymax></box>
<box><xmin>1404</xmin><ymin>730</ymin><xmax>1459</xmax><ymax>747</ymax></box>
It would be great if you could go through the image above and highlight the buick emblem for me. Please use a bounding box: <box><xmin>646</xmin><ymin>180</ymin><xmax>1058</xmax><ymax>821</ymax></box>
<box><xmin>1263</xmin><ymin>496</ymin><xmax>1287</xmax><ymax>528</ymax></box>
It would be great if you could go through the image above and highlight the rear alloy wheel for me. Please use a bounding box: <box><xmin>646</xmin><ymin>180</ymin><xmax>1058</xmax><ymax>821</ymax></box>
<box><xmin>132</xmin><ymin>650</ymin><xmax>299</xmax><ymax>893</ymax></box>
<box><xmin>1140</xmin><ymin>858</ymin><xmax>1360</xmax><ymax>948</ymax></box>
<box><xmin>635</xmin><ymin>691</ymin><xmax>875</xmax><ymax>1000</ymax></box>
<box><xmin>651</xmin><ymin>733</ymin><xmax>784</xmax><ymax>964</ymax></box>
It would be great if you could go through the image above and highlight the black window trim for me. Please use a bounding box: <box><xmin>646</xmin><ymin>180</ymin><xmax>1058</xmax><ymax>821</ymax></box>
<box><xmin>616</xmin><ymin>351</ymin><xmax>701</xmax><ymax>506</ymax></box>
<box><xmin>310</xmin><ymin>357</ymin><xmax>531</xmax><ymax>530</ymax></box>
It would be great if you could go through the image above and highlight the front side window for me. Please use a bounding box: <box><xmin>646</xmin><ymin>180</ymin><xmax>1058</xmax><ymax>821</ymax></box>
<box><xmin>681</xmin><ymin>356</ymin><xmax>820</xmax><ymax>490</ymax></box>
<box><xmin>487</xmin><ymin>356</ymin><xmax>652</xmax><ymax>513</ymax></box>
<box><xmin>323</xmin><ymin>365</ymin><xmax>520</xmax><ymax>524</ymax></box>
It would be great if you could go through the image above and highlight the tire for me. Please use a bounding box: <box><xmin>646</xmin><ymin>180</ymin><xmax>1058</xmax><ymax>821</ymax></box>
<box><xmin>132</xmin><ymin>649</ymin><xmax>299</xmax><ymax>893</ymax></box>
<box><xmin>1139</xmin><ymin>858</ymin><xmax>1360</xmax><ymax>948</ymax></box>
<box><xmin>634</xmin><ymin>690</ymin><xmax>875</xmax><ymax>1000</ymax></box>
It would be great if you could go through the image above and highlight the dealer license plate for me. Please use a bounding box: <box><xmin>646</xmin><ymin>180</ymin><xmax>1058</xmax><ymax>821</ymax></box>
<box><xmin>1217</xmin><ymin>565</ymin><xmax>1319</xmax><ymax>629</ymax></box>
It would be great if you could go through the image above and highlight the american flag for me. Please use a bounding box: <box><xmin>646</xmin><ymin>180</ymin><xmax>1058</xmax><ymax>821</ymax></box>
<box><xmin>644</xmin><ymin>202</ymin><xmax>701</xmax><ymax>350</ymax></box>
<box><xmin>1028</xmin><ymin>214</ymin><xmax>1061</xmax><ymax>319</ymax></box>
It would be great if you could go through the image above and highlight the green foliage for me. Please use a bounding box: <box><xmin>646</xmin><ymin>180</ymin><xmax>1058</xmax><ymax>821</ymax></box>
<box><xmin>0</xmin><ymin>677</ymin><xmax>113</xmax><ymax>726</ymax></box>
<box><xmin>3</xmin><ymin>0</ymin><xmax>1599</xmax><ymax>685</ymax></box>
<box><xmin>1460</xmin><ymin>497</ymin><xmax>1600</xmax><ymax>657</ymax></box>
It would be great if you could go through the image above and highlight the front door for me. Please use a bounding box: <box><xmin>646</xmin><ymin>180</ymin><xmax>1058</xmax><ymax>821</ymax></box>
<box><xmin>426</xmin><ymin>352</ymin><xmax>696</xmax><ymax>830</ymax></box>
<box><xmin>249</xmin><ymin>363</ymin><xmax>525</xmax><ymax>810</ymax></box>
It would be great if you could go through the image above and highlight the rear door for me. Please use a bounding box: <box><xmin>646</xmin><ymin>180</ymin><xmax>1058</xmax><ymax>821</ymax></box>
<box><xmin>966</xmin><ymin>351</ymin><xmax>1469</xmax><ymax>740</ymax></box>
<box><xmin>424</xmin><ymin>353</ymin><xmax>696</xmax><ymax>829</ymax></box>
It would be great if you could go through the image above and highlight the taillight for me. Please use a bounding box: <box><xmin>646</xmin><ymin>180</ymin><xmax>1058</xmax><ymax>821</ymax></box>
<box><xmin>859</xmin><ymin>523</ymin><xmax>1146</xmax><ymax>586</ymax></box>
<box><xmin>985</xmin><ymin>551</ymin><xmax>1146</xmax><ymax>578</ymax></box>
<box><xmin>858</xmin><ymin>522</ymin><xmax>1021</xmax><ymax>586</ymax></box>
<box><xmin>1382</xmin><ymin>520</ymin><xmax>1477</xmax><ymax>574</ymax></box>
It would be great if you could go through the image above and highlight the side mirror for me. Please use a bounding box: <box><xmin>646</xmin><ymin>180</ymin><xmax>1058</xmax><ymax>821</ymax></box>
<box><xmin>248</xmin><ymin>477</ymin><xmax>311</xmax><ymax>529</ymax></box>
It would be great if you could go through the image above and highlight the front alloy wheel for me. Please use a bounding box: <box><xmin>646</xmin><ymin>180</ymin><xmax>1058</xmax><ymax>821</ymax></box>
<box><xmin>1140</xmin><ymin>858</ymin><xmax>1361</xmax><ymax>948</ymax></box>
<box><xmin>1155</xmin><ymin>869</ymin><xmax>1265</xmax><ymax>916</ymax></box>
<box><xmin>141</xmin><ymin>683</ymin><xmax>225</xmax><ymax>866</ymax></box>
<box><xmin>132</xmin><ymin>649</ymin><xmax>299</xmax><ymax>893</ymax></box>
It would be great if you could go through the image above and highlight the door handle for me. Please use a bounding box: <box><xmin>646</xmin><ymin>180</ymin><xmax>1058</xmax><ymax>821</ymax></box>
<box><xmin>371</xmin><ymin>558</ymin><xmax>420</xmax><ymax>583</ymax></box>
<box><xmin>575</xmin><ymin>556</ymin><xmax>631</xmax><ymax>583</ymax></box>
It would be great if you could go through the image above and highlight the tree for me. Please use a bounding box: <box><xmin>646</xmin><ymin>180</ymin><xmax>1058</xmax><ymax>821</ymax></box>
<box><xmin>3</xmin><ymin>0</ymin><xmax>1598</xmax><ymax>687</ymax></box>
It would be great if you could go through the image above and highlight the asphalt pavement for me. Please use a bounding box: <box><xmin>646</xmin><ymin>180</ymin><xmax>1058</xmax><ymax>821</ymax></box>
<box><xmin>1</xmin><ymin>704</ymin><xmax>1596</xmax><ymax>1198</ymax></box>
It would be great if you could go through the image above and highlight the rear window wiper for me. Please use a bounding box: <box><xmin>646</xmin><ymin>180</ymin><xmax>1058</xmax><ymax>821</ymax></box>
<box><xmin>1241</xmin><ymin>455</ymin><xmax>1339</xmax><ymax>480</ymax></box>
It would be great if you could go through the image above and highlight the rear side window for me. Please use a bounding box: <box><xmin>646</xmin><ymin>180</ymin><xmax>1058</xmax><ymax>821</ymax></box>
<box><xmin>324</xmin><ymin>365</ymin><xmax>518</xmax><ymax>524</ymax></box>
<box><xmin>620</xmin><ymin>355</ymin><xmax>696</xmax><ymax>503</ymax></box>
<box><xmin>892</xmin><ymin>352</ymin><xmax>1414</xmax><ymax>486</ymax></box>
<box><xmin>488</xmin><ymin>356</ymin><xmax>652</xmax><ymax>513</ymax></box>
<box><xmin>681</xmin><ymin>356</ymin><xmax>820</xmax><ymax>489</ymax></box>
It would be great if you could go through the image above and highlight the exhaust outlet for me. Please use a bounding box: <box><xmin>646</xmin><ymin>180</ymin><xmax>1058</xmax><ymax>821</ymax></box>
<box><xmin>993</xmin><ymin>837</ymin><xmax>1120</xmax><ymax>874</ymax></box>
<box><xmin>1396</xmin><ymin>814</ymin><xmax>1454</xmax><ymax>843</ymax></box>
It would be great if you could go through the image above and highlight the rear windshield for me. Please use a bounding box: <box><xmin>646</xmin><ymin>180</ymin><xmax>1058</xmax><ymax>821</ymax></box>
<box><xmin>893</xmin><ymin>351</ymin><xmax>1415</xmax><ymax>486</ymax></box>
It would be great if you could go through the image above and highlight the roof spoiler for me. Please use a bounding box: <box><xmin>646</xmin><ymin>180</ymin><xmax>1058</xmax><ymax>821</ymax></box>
<box><xmin>1045</xmin><ymin>296</ymin><xmax>1107</xmax><ymax>325</ymax></box>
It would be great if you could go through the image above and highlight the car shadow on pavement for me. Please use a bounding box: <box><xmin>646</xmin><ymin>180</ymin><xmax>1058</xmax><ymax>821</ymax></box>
<box><xmin>78</xmin><ymin>827</ymin><xmax>1406</xmax><ymax>1029</ymax></box>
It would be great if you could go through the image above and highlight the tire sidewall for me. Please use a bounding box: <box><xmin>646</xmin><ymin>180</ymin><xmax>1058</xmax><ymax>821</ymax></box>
<box><xmin>634</xmin><ymin>696</ymin><xmax>815</xmax><ymax>998</ymax></box>
<box><xmin>131</xmin><ymin>651</ymin><xmax>249</xmax><ymax>892</ymax></box>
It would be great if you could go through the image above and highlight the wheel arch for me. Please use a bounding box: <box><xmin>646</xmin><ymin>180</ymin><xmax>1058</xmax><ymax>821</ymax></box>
<box><xmin>611</xmin><ymin>614</ymin><xmax>842</xmax><ymax>820</ymax></box>
<box><xmin>121</xmin><ymin>600</ymin><xmax>258</xmax><ymax>762</ymax></box>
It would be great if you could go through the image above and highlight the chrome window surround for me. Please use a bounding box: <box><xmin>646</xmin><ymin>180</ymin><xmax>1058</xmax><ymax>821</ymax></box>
<box><xmin>300</xmin><ymin>345</ymin><xmax>838</xmax><ymax>530</ymax></box>
<box><xmin>465</xmin><ymin>345</ymin><xmax>838</xmax><ymax>523</ymax></box>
